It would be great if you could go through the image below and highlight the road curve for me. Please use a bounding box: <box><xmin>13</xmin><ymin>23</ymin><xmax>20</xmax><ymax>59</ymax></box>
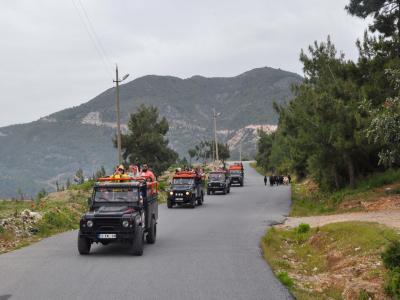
<box><xmin>0</xmin><ymin>162</ymin><xmax>292</xmax><ymax>300</ymax></box>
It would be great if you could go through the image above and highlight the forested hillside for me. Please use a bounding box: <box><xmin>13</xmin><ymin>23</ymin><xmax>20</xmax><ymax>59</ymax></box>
<box><xmin>256</xmin><ymin>1</ymin><xmax>400</xmax><ymax>191</ymax></box>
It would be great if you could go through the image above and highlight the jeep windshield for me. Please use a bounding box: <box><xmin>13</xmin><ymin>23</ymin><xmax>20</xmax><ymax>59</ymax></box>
<box><xmin>172</xmin><ymin>178</ymin><xmax>194</xmax><ymax>185</ymax></box>
<box><xmin>209</xmin><ymin>173</ymin><xmax>225</xmax><ymax>181</ymax></box>
<box><xmin>94</xmin><ymin>187</ymin><xmax>139</xmax><ymax>202</ymax></box>
<box><xmin>230</xmin><ymin>170</ymin><xmax>242</xmax><ymax>176</ymax></box>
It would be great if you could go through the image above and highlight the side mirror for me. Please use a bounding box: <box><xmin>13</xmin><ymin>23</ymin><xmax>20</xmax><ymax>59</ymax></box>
<box><xmin>87</xmin><ymin>197</ymin><xmax>93</xmax><ymax>207</ymax></box>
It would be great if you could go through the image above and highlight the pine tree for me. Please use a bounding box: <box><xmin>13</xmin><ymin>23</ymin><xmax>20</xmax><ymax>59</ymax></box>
<box><xmin>118</xmin><ymin>105</ymin><xmax>178</xmax><ymax>175</ymax></box>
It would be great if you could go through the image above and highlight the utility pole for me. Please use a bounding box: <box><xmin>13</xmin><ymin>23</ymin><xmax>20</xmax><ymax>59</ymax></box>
<box><xmin>239</xmin><ymin>140</ymin><xmax>242</xmax><ymax>162</ymax></box>
<box><xmin>113</xmin><ymin>65</ymin><xmax>129</xmax><ymax>164</ymax></box>
<box><xmin>213</xmin><ymin>108</ymin><xmax>220</xmax><ymax>162</ymax></box>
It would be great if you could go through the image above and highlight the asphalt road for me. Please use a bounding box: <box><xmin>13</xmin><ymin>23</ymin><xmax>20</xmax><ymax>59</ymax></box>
<box><xmin>0</xmin><ymin>163</ymin><xmax>292</xmax><ymax>300</ymax></box>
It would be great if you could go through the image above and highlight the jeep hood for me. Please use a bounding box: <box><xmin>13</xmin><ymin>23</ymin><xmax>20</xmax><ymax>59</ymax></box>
<box><xmin>87</xmin><ymin>206</ymin><xmax>138</xmax><ymax>218</ymax></box>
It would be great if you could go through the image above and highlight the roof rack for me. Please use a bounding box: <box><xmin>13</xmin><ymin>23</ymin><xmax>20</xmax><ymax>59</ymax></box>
<box><xmin>173</xmin><ymin>171</ymin><xmax>197</xmax><ymax>178</ymax></box>
<box><xmin>96</xmin><ymin>177</ymin><xmax>159</xmax><ymax>193</ymax></box>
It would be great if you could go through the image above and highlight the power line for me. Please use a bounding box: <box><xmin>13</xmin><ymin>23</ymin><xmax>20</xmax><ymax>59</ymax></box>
<box><xmin>76</xmin><ymin>0</ymin><xmax>114</xmax><ymax>69</ymax></box>
<box><xmin>71</xmin><ymin>0</ymin><xmax>114</xmax><ymax>78</ymax></box>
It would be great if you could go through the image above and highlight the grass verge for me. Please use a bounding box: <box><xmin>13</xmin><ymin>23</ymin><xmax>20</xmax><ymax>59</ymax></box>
<box><xmin>262</xmin><ymin>222</ymin><xmax>398</xmax><ymax>299</ymax></box>
<box><xmin>250</xmin><ymin>162</ymin><xmax>266</xmax><ymax>176</ymax></box>
<box><xmin>0</xmin><ymin>189</ymin><xmax>89</xmax><ymax>254</ymax></box>
<box><xmin>291</xmin><ymin>169</ymin><xmax>400</xmax><ymax>217</ymax></box>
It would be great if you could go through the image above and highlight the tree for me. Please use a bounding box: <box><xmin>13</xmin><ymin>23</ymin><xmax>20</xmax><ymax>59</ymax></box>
<box><xmin>258</xmin><ymin>37</ymin><xmax>378</xmax><ymax>189</ymax></box>
<box><xmin>118</xmin><ymin>105</ymin><xmax>178</xmax><ymax>176</ymax></box>
<box><xmin>188</xmin><ymin>149</ymin><xmax>197</xmax><ymax>167</ymax></box>
<box><xmin>36</xmin><ymin>188</ymin><xmax>47</xmax><ymax>201</ymax></box>
<box><xmin>218</xmin><ymin>143</ymin><xmax>230</xmax><ymax>163</ymax></box>
<box><xmin>255</xmin><ymin>131</ymin><xmax>275</xmax><ymax>172</ymax></box>
<box><xmin>75</xmin><ymin>168</ymin><xmax>84</xmax><ymax>184</ymax></box>
<box><xmin>94</xmin><ymin>165</ymin><xmax>107</xmax><ymax>180</ymax></box>
<box><xmin>346</xmin><ymin>0</ymin><xmax>400</xmax><ymax>56</ymax></box>
<box><xmin>367</xmin><ymin>69</ymin><xmax>400</xmax><ymax>167</ymax></box>
<box><xmin>66</xmin><ymin>178</ymin><xmax>71</xmax><ymax>190</ymax></box>
<box><xmin>16</xmin><ymin>188</ymin><xmax>24</xmax><ymax>201</ymax></box>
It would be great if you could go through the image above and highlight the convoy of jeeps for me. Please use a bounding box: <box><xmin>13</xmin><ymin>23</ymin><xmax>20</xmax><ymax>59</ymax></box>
<box><xmin>78</xmin><ymin>162</ymin><xmax>244</xmax><ymax>255</ymax></box>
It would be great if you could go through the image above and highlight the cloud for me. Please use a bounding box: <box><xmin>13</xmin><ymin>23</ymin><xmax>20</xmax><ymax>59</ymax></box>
<box><xmin>0</xmin><ymin>0</ymin><xmax>368</xmax><ymax>126</ymax></box>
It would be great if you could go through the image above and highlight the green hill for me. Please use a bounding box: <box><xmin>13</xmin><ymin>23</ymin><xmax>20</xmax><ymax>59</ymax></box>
<box><xmin>0</xmin><ymin>67</ymin><xmax>302</xmax><ymax>197</ymax></box>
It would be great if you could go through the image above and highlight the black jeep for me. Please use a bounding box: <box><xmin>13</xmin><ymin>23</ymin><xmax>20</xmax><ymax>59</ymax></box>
<box><xmin>229</xmin><ymin>169</ymin><xmax>244</xmax><ymax>186</ymax></box>
<box><xmin>77</xmin><ymin>179</ymin><xmax>158</xmax><ymax>256</ymax></box>
<box><xmin>167</xmin><ymin>172</ymin><xmax>204</xmax><ymax>208</ymax></box>
<box><xmin>207</xmin><ymin>171</ymin><xmax>231</xmax><ymax>195</ymax></box>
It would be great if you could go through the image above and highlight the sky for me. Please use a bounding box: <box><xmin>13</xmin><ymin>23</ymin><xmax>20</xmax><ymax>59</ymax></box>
<box><xmin>0</xmin><ymin>0</ymin><xmax>369</xmax><ymax>127</ymax></box>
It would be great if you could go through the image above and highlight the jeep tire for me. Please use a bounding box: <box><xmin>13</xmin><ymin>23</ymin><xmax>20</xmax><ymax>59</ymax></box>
<box><xmin>197</xmin><ymin>193</ymin><xmax>203</xmax><ymax>206</ymax></box>
<box><xmin>167</xmin><ymin>198</ymin><xmax>173</xmax><ymax>209</ymax></box>
<box><xmin>207</xmin><ymin>189</ymin><xmax>210</xmax><ymax>195</ymax></box>
<box><xmin>190</xmin><ymin>197</ymin><xmax>196</xmax><ymax>208</ymax></box>
<box><xmin>77</xmin><ymin>235</ymin><xmax>91</xmax><ymax>255</ymax></box>
<box><xmin>146</xmin><ymin>218</ymin><xmax>156</xmax><ymax>244</ymax></box>
<box><xmin>131</xmin><ymin>226</ymin><xmax>144</xmax><ymax>256</ymax></box>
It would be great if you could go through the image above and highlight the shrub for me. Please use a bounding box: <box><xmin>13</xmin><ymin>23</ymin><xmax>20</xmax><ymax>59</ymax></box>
<box><xmin>277</xmin><ymin>271</ymin><xmax>294</xmax><ymax>288</ymax></box>
<box><xmin>382</xmin><ymin>240</ymin><xmax>400</xmax><ymax>298</ymax></box>
<box><xmin>158</xmin><ymin>181</ymin><xmax>168</xmax><ymax>191</ymax></box>
<box><xmin>384</xmin><ymin>268</ymin><xmax>400</xmax><ymax>298</ymax></box>
<box><xmin>382</xmin><ymin>240</ymin><xmax>400</xmax><ymax>270</ymax></box>
<box><xmin>297</xmin><ymin>223</ymin><xmax>311</xmax><ymax>234</ymax></box>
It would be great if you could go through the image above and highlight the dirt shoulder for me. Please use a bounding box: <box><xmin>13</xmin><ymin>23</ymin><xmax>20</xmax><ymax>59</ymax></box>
<box><xmin>279</xmin><ymin>209</ymin><xmax>400</xmax><ymax>230</ymax></box>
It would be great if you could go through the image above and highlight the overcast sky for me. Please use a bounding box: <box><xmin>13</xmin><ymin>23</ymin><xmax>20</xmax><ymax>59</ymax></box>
<box><xmin>0</xmin><ymin>0</ymin><xmax>369</xmax><ymax>127</ymax></box>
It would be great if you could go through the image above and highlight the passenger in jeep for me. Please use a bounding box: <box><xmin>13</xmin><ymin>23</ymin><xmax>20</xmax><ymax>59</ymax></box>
<box><xmin>141</xmin><ymin>164</ymin><xmax>156</xmax><ymax>182</ymax></box>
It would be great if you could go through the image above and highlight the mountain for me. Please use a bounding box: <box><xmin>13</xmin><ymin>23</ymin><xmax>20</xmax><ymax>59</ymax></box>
<box><xmin>0</xmin><ymin>67</ymin><xmax>302</xmax><ymax>197</ymax></box>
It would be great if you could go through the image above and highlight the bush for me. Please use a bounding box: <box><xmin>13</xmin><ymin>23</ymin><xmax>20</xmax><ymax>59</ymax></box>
<box><xmin>70</xmin><ymin>180</ymin><xmax>94</xmax><ymax>192</ymax></box>
<box><xmin>297</xmin><ymin>223</ymin><xmax>311</xmax><ymax>234</ymax></box>
<box><xmin>277</xmin><ymin>271</ymin><xmax>294</xmax><ymax>288</ymax></box>
<box><xmin>382</xmin><ymin>240</ymin><xmax>400</xmax><ymax>270</ymax></box>
<box><xmin>158</xmin><ymin>181</ymin><xmax>168</xmax><ymax>191</ymax></box>
<box><xmin>385</xmin><ymin>268</ymin><xmax>400</xmax><ymax>298</ymax></box>
<box><xmin>382</xmin><ymin>240</ymin><xmax>400</xmax><ymax>298</ymax></box>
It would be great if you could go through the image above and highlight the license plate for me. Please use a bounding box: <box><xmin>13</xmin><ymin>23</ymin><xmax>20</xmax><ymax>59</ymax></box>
<box><xmin>175</xmin><ymin>198</ymin><xmax>184</xmax><ymax>201</ymax></box>
<box><xmin>98</xmin><ymin>233</ymin><xmax>116</xmax><ymax>239</ymax></box>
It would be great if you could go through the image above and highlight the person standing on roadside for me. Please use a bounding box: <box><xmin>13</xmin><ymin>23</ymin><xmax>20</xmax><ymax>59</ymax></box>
<box><xmin>264</xmin><ymin>175</ymin><xmax>268</xmax><ymax>186</ymax></box>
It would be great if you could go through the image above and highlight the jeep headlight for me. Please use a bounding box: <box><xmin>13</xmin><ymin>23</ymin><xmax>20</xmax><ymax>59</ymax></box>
<box><xmin>87</xmin><ymin>220</ymin><xmax>93</xmax><ymax>228</ymax></box>
<box><xmin>122</xmin><ymin>220</ymin><xmax>129</xmax><ymax>228</ymax></box>
<box><xmin>169</xmin><ymin>191</ymin><xmax>173</xmax><ymax>195</ymax></box>
<box><xmin>185</xmin><ymin>191</ymin><xmax>190</xmax><ymax>195</ymax></box>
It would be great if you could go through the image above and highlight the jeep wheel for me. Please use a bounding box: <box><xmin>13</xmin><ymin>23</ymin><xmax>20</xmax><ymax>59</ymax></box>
<box><xmin>240</xmin><ymin>182</ymin><xmax>243</xmax><ymax>187</ymax></box>
<box><xmin>207</xmin><ymin>189</ymin><xmax>210</xmax><ymax>195</ymax></box>
<box><xmin>131</xmin><ymin>226</ymin><xmax>144</xmax><ymax>256</ymax></box>
<box><xmin>190</xmin><ymin>198</ymin><xmax>196</xmax><ymax>208</ymax></box>
<box><xmin>222</xmin><ymin>188</ymin><xmax>227</xmax><ymax>195</ymax></box>
<box><xmin>77</xmin><ymin>235</ymin><xmax>91</xmax><ymax>255</ymax></box>
<box><xmin>146</xmin><ymin>218</ymin><xmax>156</xmax><ymax>244</ymax></box>
<box><xmin>167</xmin><ymin>199</ymin><xmax>173</xmax><ymax>209</ymax></box>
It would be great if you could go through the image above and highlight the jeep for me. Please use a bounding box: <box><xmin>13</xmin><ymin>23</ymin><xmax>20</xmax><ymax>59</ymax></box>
<box><xmin>77</xmin><ymin>177</ymin><xmax>158</xmax><ymax>256</ymax></box>
<box><xmin>229</xmin><ymin>165</ymin><xmax>244</xmax><ymax>187</ymax></box>
<box><xmin>167</xmin><ymin>171</ymin><xmax>204</xmax><ymax>208</ymax></box>
<box><xmin>207</xmin><ymin>170</ymin><xmax>231</xmax><ymax>195</ymax></box>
